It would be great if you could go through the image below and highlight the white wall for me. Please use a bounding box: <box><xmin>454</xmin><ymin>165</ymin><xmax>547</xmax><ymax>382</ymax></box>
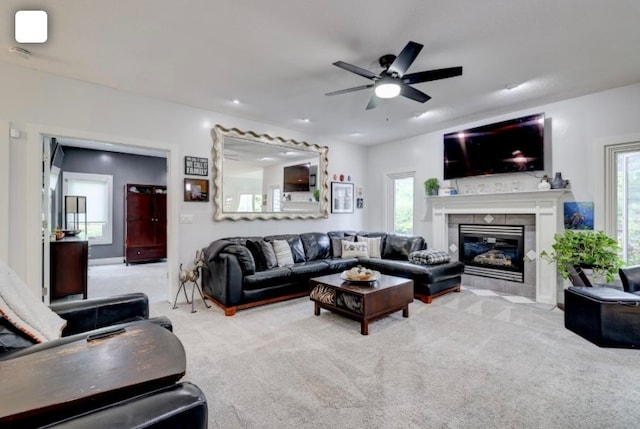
<box><xmin>365</xmin><ymin>83</ymin><xmax>640</xmax><ymax>246</ymax></box>
<box><xmin>0</xmin><ymin>62</ymin><xmax>366</xmax><ymax>297</ymax></box>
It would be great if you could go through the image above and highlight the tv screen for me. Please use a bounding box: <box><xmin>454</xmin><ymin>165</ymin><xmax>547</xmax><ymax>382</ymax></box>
<box><xmin>283</xmin><ymin>163</ymin><xmax>310</xmax><ymax>192</ymax></box>
<box><xmin>443</xmin><ymin>113</ymin><xmax>545</xmax><ymax>180</ymax></box>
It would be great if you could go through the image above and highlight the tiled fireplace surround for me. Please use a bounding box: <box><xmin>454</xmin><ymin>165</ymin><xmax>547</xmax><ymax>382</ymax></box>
<box><xmin>429</xmin><ymin>190</ymin><xmax>569</xmax><ymax>305</ymax></box>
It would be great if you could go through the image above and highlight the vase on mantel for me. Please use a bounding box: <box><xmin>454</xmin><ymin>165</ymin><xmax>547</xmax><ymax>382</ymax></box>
<box><xmin>550</xmin><ymin>172</ymin><xmax>569</xmax><ymax>189</ymax></box>
<box><xmin>538</xmin><ymin>175</ymin><xmax>551</xmax><ymax>190</ymax></box>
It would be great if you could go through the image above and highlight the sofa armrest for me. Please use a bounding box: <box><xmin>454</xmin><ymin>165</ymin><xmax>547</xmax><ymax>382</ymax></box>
<box><xmin>201</xmin><ymin>254</ymin><xmax>244</xmax><ymax>307</ymax></box>
<box><xmin>50</xmin><ymin>293</ymin><xmax>149</xmax><ymax>337</ymax></box>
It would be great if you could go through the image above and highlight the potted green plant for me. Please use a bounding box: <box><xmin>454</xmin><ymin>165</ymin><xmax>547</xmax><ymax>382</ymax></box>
<box><xmin>424</xmin><ymin>178</ymin><xmax>440</xmax><ymax>196</ymax></box>
<box><xmin>540</xmin><ymin>230</ymin><xmax>624</xmax><ymax>283</ymax></box>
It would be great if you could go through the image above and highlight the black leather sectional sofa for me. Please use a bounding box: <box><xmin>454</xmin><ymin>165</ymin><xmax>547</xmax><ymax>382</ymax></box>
<box><xmin>201</xmin><ymin>231</ymin><xmax>465</xmax><ymax>316</ymax></box>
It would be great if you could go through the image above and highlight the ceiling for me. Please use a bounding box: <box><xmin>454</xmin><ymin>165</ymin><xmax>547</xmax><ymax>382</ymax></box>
<box><xmin>2</xmin><ymin>1</ymin><xmax>640</xmax><ymax>147</ymax></box>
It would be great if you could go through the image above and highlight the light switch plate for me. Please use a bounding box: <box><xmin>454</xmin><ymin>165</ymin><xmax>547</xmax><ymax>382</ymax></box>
<box><xmin>179</xmin><ymin>214</ymin><xmax>193</xmax><ymax>224</ymax></box>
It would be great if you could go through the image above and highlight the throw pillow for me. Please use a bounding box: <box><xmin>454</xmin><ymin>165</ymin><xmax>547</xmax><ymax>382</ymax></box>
<box><xmin>246</xmin><ymin>240</ymin><xmax>267</xmax><ymax>271</ymax></box>
<box><xmin>357</xmin><ymin>236</ymin><xmax>382</xmax><ymax>258</ymax></box>
<box><xmin>331</xmin><ymin>235</ymin><xmax>355</xmax><ymax>257</ymax></box>
<box><xmin>259</xmin><ymin>240</ymin><xmax>278</xmax><ymax>269</ymax></box>
<box><xmin>341</xmin><ymin>240</ymin><xmax>369</xmax><ymax>258</ymax></box>
<box><xmin>0</xmin><ymin>259</ymin><xmax>67</xmax><ymax>343</ymax></box>
<box><xmin>272</xmin><ymin>240</ymin><xmax>295</xmax><ymax>267</ymax></box>
<box><xmin>408</xmin><ymin>249</ymin><xmax>451</xmax><ymax>265</ymax></box>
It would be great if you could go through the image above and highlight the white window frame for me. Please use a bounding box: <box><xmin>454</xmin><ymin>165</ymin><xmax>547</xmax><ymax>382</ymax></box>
<box><xmin>62</xmin><ymin>172</ymin><xmax>113</xmax><ymax>245</ymax></box>
<box><xmin>384</xmin><ymin>171</ymin><xmax>416</xmax><ymax>234</ymax></box>
<box><xmin>605</xmin><ymin>141</ymin><xmax>640</xmax><ymax>262</ymax></box>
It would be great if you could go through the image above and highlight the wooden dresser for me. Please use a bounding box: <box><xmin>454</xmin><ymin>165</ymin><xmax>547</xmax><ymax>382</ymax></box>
<box><xmin>50</xmin><ymin>238</ymin><xmax>88</xmax><ymax>300</ymax></box>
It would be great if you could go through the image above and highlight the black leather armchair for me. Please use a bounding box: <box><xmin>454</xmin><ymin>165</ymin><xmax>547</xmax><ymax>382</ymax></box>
<box><xmin>619</xmin><ymin>265</ymin><xmax>640</xmax><ymax>296</ymax></box>
<box><xmin>0</xmin><ymin>293</ymin><xmax>171</xmax><ymax>358</ymax></box>
<box><xmin>0</xmin><ymin>294</ymin><xmax>208</xmax><ymax>428</ymax></box>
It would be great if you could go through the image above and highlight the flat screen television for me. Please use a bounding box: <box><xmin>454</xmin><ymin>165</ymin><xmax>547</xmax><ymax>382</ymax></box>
<box><xmin>443</xmin><ymin>113</ymin><xmax>545</xmax><ymax>180</ymax></box>
<box><xmin>283</xmin><ymin>163</ymin><xmax>310</xmax><ymax>192</ymax></box>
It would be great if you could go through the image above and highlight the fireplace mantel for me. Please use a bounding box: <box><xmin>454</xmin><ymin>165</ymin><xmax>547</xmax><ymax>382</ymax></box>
<box><xmin>428</xmin><ymin>189</ymin><xmax>570</xmax><ymax>304</ymax></box>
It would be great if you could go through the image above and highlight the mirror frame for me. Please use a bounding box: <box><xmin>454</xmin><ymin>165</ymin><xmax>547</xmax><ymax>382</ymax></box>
<box><xmin>211</xmin><ymin>125</ymin><xmax>329</xmax><ymax>221</ymax></box>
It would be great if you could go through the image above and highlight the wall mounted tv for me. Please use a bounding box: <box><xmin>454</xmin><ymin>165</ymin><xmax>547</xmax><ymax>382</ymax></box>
<box><xmin>443</xmin><ymin>113</ymin><xmax>545</xmax><ymax>180</ymax></box>
<box><xmin>283</xmin><ymin>163</ymin><xmax>311</xmax><ymax>192</ymax></box>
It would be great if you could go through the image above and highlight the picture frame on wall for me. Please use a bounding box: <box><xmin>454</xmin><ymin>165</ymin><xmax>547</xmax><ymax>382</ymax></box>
<box><xmin>184</xmin><ymin>156</ymin><xmax>208</xmax><ymax>176</ymax></box>
<box><xmin>331</xmin><ymin>182</ymin><xmax>354</xmax><ymax>213</ymax></box>
<box><xmin>184</xmin><ymin>178</ymin><xmax>209</xmax><ymax>202</ymax></box>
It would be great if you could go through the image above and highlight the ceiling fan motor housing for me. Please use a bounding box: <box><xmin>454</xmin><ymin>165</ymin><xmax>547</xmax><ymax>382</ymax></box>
<box><xmin>379</xmin><ymin>54</ymin><xmax>397</xmax><ymax>71</ymax></box>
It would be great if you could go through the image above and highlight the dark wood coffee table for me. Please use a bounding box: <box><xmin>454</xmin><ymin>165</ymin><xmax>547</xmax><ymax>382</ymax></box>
<box><xmin>0</xmin><ymin>321</ymin><xmax>186</xmax><ymax>426</ymax></box>
<box><xmin>310</xmin><ymin>273</ymin><xmax>413</xmax><ymax>335</ymax></box>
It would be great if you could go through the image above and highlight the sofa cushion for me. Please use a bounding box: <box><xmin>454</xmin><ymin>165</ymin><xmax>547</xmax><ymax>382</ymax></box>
<box><xmin>357</xmin><ymin>235</ymin><xmax>382</xmax><ymax>258</ymax></box>
<box><xmin>382</xmin><ymin>233</ymin><xmax>426</xmax><ymax>260</ymax></box>
<box><xmin>246</xmin><ymin>240</ymin><xmax>277</xmax><ymax>271</ymax></box>
<box><xmin>362</xmin><ymin>259</ymin><xmax>464</xmax><ymax>284</ymax></box>
<box><xmin>342</xmin><ymin>240</ymin><xmax>369</xmax><ymax>258</ymax></box>
<box><xmin>288</xmin><ymin>261</ymin><xmax>331</xmax><ymax>281</ymax></box>
<box><xmin>301</xmin><ymin>232</ymin><xmax>331</xmax><ymax>261</ymax></box>
<box><xmin>244</xmin><ymin>267</ymin><xmax>293</xmax><ymax>290</ymax></box>
<box><xmin>272</xmin><ymin>240</ymin><xmax>295</xmax><ymax>266</ymax></box>
<box><xmin>265</xmin><ymin>235</ymin><xmax>306</xmax><ymax>263</ymax></box>
<box><xmin>331</xmin><ymin>235</ymin><xmax>354</xmax><ymax>258</ymax></box>
<box><xmin>323</xmin><ymin>257</ymin><xmax>359</xmax><ymax>272</ymax></box>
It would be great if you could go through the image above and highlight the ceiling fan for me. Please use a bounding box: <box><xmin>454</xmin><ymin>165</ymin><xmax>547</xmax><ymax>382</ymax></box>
<box><xmin>326</xmin><ymin>41</ymin><xmax>463</xmax><ymax>110</ymax></box>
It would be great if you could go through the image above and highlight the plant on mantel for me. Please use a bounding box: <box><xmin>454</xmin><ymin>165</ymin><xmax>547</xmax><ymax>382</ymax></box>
<box><xmin>424</xmin><ymin>178</ymin><xmax>439</xmax><ymax>196</ymax></box>
<box><xmin>540</xmin><ymin>230</ymin><xmax>624</xmax><ymax>283</ymax></box>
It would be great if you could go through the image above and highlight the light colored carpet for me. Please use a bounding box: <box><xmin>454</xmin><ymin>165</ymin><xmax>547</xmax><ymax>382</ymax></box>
<box><xmin>88</xmin><ymin>264</ymin><xmax>640</xmax><ymax>428</ymax></box>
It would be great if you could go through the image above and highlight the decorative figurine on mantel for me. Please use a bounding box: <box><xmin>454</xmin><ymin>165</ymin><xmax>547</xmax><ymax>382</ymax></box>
<box><xmin>550</xmin><ymin>172</ymin><xmax>569</xmax><ymax>189</ymax></box>
<box><xmin>538</xmin><ymin>175</ymin><xmax>551</xmax><ymax>190</ymax></box>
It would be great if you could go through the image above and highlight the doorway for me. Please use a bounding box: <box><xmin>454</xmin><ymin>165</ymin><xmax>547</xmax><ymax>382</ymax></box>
<box><xmin>33</xmin><ymin>125</ymin><xmax>178</xmax><ymax>305</ymax></box>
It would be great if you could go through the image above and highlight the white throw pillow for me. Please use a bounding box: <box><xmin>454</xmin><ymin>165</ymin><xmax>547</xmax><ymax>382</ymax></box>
<box><xmin>271</xmin><ymin>240</ymin><xmax>295</xmax><ymax>266</ymax></box>
<box><xmin>341</xmin><ymin>240</ymin><xmax>369</xmax><ymax>258</ymax></box>
<box><xmin>357</xmin><ymin>236</ymin><xmax>382</xmax><ymax>258</ymax></box>
<box><xmin>0</xmin><ymin>259</ymin><xmax>67</xmax><ymax>343</ymax></box>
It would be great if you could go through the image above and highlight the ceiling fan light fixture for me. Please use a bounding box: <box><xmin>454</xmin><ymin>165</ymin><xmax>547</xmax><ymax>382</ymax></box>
<box><xmin>375</xmin><ymin>79</ymin><xmax>401</xmax><ymax>99</ymax></box>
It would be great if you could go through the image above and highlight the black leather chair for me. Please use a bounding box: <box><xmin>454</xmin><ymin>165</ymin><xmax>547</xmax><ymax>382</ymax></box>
<box><xmin>0</xmin><ymin>294</ymin><xmax>208</xmax><ymax>428</ymax></box>
<box><xmin>564</xmin><ymin>286</ymin><xmax>640</xmax><ymax>348</ymax></box>
<box><xmin>619</xmin><ymin>265</ymin><xmax>640</xmax><ymax>296</ymax></box>
<box><xmin>0</xmin><ymin>293</ymin><xmax>171</xmax><ymax>358</ymax></box>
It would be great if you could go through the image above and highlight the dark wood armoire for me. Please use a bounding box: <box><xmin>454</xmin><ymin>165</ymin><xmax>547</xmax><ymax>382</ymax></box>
<box><xmin>124</xmin><ymin>184</ymin><xmax>167</xmax><ymax>265</ymax></box>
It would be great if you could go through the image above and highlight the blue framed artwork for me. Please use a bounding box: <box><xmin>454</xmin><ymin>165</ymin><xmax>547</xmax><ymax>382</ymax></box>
<box><xmin>564</xmin><ymin>202</ymin><xmax>594</xmax><ymax>230</ymax></box>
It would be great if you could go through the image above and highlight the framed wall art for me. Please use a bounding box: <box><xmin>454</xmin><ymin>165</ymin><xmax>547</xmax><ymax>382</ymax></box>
<box><xmin>184</xmin><ymin>156</ymin><xmax>208</xmax><ymax>176</ymax></box>
<box><xmin>564</xmin><ymin>201</ymin><xmax>594</xmax><ymax>230</ymax></box>
<box><xmin>331</xmin><ymin>182</ymin><xmax>354</xmax><ymax>213</ymax></box>
<box><xmin>184</xmin><ymin>178</ymin><xmax>209</xmax><ymax>202</ymax></box>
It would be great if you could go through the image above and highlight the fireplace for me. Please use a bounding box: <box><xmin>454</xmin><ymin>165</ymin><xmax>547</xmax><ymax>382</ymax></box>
<box><xmin>459</xmin><ymin>224</ymin><xmax>525</xmax><ymax>282</ymax></box>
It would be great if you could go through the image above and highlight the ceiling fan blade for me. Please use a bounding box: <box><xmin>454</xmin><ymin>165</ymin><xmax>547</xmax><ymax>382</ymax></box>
<box><xmin>400</xmin><ymin>84</ymin><xmax>431</xmax><ymax>103</ymax></box>
<box><xmin>366</xmin><ymin>94</ymin><xmax>381</xmax><ymax>110</ymax></box>
<box><xmin>332</xmin><ymin>61</ymin><xmax>378</xmax><ymax>80</ymax></box>
<box><xmin>403</xmin><ymin>66</ymin><xmax>463</xmax><ymax>84</ymax></box>
<box><xmin>387</xmin><ymin>41</ymin><xmax>423</xmax><ymax>77</ymax></box>
<box><xmin>325</xmin><ymin>84</ymin><xmax>374</xmax><ymax>96</ymax></box>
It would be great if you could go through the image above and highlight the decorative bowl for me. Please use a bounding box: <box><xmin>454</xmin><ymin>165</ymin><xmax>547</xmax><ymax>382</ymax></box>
<box><xmin>340</xmin><ymin>270</ymin><xmax>380</xmax><ymax>282</ymax></box>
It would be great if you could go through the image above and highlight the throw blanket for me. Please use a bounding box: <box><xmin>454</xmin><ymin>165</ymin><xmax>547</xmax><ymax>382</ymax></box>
<box><xmin>0</xmin><ymin>259</ymin><xmax>67</xmax><ymax>343</ymax></box>
<box><xmin>203</xmin><ymin>239</ymin><xmax>235</xmax><ymax>262</ymax></box>
<box><xmin>409</xmin><ymin>249</ymin><xmax>451</xmax><ymax>265</ymax></box>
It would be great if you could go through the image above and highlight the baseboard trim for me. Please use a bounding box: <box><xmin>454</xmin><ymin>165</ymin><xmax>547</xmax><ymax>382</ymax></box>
<box><xmin>88</xmin><ymin>257</ymin><xmax>124</xmax><ymax>266</ymax></box>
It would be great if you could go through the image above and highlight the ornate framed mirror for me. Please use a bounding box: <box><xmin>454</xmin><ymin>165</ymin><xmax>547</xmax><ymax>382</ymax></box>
<box><xmin>211</xmin><ymin>125</ymin><xmax>329</xmax><ymax>220</ymax></box>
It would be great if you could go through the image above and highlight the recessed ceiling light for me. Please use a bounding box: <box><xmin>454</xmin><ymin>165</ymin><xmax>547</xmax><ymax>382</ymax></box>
<box><xmin>232</xmin><ymin>99</ymin><xmax>240</xmax><ymax>104</ymax></box>
<box><xmin>505</xmin><ymin>83</ymin><xmax>522</xmax><ymax>91</ymax></box>
<box><xmin>350</xmin><ymin>132</ymin><xmax>362</xmax><ymax>137</ymax></box>
<box><xmin>302</xmin><ymin>118</ymin><xmax>310</xmax><ymax>123</ymax></box>
<box><xmin>202</xmin><ymin>120</ymin><xmax>211</xmax><ymax>128</ymax></box>
<box><xmin>414</xmin><ymin>111</ymin><xmax>430</xmax><ymax>119</ymax></box>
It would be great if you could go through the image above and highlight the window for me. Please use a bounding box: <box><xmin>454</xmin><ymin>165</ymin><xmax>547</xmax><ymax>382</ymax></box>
<box><xmin>605</xmin><ymin>142</ymin><xmax>640</xmax><ymax>264</ymax></box>
<box><xmin>63</xmin><ymin>172</ymin><xmax>113</xmax><ymax>245</ymax></box>
<box><xmin>272</xmin><ymin>187</ymin><xmax>281</xmax><ymax>212</ymax></box>
<box><xmin>236</xmin><ymin>193</ymin><xmax>263</xmax><ymax>212</ymax></box>
<box><xmin>385</xmin><ymin>172</ymin><xmax>415</xmax><ymax>235</ymax></box>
